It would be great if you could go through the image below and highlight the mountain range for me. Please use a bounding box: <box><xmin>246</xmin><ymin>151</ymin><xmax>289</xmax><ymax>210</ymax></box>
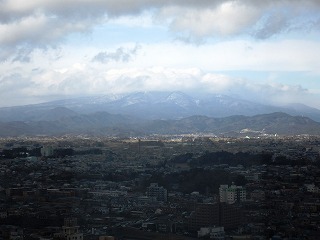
<box><xmin>2</xmin><ymin>91</ymin><xmax>320</xmax><ymax>121</ymax></box>
<box><xmin>1</xmin><ymin>91</ymin><xmax>320</xmax><ymax>137</ymax></box>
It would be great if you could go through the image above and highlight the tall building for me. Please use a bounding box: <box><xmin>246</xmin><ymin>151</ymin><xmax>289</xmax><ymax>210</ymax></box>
<box><xmin>219</xmin><ymin>184</ymin><xmax>246</xmax><ymax>204</ymax></box>
<box><xmin>146</xmin><ymin>183</ymin><xmax>168</xmax><ymax>202</ymax></box>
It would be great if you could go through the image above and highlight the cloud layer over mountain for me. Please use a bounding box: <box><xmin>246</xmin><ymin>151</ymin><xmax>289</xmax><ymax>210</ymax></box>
<box><xmin>0</xmin><ymin>0</ymin><xmax>320</xmax><ymax>109</ymax></box>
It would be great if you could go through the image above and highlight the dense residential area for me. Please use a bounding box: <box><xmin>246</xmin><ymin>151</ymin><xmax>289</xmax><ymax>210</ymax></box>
<box><xmin>1</xmin><ymin>135</ymin><xmax>320</xmax><ymax>239</ymax></box>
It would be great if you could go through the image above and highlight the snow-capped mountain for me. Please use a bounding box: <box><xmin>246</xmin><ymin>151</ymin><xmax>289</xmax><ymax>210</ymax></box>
<box><xmin>1</xmin><ymin>91</ymin><xmax>320</xmax><ymax>122</ymax></box>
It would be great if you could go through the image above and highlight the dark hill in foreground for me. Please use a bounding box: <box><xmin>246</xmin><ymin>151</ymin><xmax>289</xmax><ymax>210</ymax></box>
<box><xmin>0</xmin><ymin>111</ymin><xmax>319</xmax><ymax>137</ymax></box>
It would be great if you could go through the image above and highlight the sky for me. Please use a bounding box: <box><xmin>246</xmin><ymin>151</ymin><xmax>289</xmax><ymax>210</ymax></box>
<box><xmin>1</xmin><ymin>0</ymin><xmax>320</xmax><ymax>108</ymax></box>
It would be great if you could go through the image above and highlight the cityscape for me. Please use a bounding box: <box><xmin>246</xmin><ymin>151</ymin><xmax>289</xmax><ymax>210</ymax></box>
<box><xmin>1</xmin><ymin>135</ymin><xmax>320</xmax><ymax>239</ymax></box>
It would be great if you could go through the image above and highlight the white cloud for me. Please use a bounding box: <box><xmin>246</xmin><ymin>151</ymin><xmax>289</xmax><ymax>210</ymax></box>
<box><xmin>162</xmin><ymin>1</ymin><xmax>261</xmax><ymax>38</ymax></box>
<box><xmin>1</xmin><ymin>0</ymin><xmax>320</xmax><ymax>61</ymax></box>
<box><xmin>1</xmin><ymin>36</ymin><xmax>319</xmax><ymax>106</ymax></box>
<box><xmin>1</xmin><ymin>58</ymin><xmax>317</xmax><ymax>107</ymax></box>
<box><xmin>134</xmin><ymin>39</ymin><xmax>320</xmax><ymax>72</ymax></box>
<box><xmin>201</xmin><ymin>73</ymin><xmax>237</xmax><ymax>92</ymax></box>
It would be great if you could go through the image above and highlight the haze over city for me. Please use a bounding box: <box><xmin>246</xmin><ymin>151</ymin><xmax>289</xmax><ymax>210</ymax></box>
<box><xmin>1</xmin><ymin>0</ymin><xmax>320</xmax><ymax>108</ymax></box>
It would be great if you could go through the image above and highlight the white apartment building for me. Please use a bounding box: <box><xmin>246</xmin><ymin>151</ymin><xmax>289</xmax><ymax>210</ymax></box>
<box><xmin>146</xmin><ymin>183</ymin><xmax>168</xmax><ymax>202</ymax></box>
<box><xmin>219</xmin><ymin>183</ymin><xmax>246</xmax><ymax>204</ymax></box>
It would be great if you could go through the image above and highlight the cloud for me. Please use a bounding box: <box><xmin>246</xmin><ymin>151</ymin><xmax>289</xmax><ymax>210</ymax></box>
<box><xmin>163</xmin><ymin>1</ymin><xmax>261</xmax><ymax>38</ymax></box>
<box><xmin>11</xmin><ymin>48</ymin><xmax>34</xmax><ymax>63</ymax></box>
<box><xmin>252</xmin><ymin>11</ymin><xmax>290</xmax><ymax>39</ymax></box>
<box><xmin>1</xmin><ymin>62</ymin><xmax>316</xmax><ymax>107</ymax></box>
<box><xmin>162</xmin><ymin>1</ymin><xmax>320</xmax><ymax>40</ymax></box>
<box><xmin>1</xmin><ymin>0</ymin><xmax>320</xmax><ymax>61</ymax></box>
<box><xmin>92</xmin><ymin>45</ymin><xmax>140</xmax><ymax>63</ymax></box>
<box><xmin>0</xmin><ymin>11</ymin><xmax>99</xmax><ymax>61</ymax></box>
<box><xmin>196</xmin><ymin>73</ymin><xmax>315</xmax><ymax>107</ymax></box>
<box><xmin>244</xmin><ymin>82</ymin><xmax>313</xmax><ymax>107</ymax></box>
<box><xmin>0</xmin><ymin>72</ymin><xmax>39</xmax><ymax>106</ymax></box>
